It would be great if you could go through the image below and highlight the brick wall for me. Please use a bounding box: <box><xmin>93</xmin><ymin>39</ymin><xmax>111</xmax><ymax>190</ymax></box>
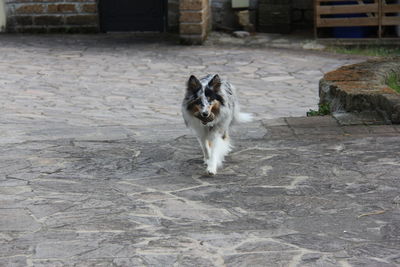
<box><xmin>5</xmin><ymin>0</ymin><xmax>98</xmax><ymax>33</ymax></box>
<box><xmin>180</xmin><ymin>0</ymin><xmax>211</xmax><ymax>44</ymax></box>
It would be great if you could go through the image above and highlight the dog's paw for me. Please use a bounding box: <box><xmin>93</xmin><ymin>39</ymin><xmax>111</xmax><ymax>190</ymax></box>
<box><xmin>206</xmin><ymin>166</ymin><xmax>217</xmax><ymax>176</ymax></box>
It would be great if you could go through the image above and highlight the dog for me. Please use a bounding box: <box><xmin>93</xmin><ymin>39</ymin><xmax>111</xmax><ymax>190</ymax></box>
<box><xmin>182</xmin><ymin>74</ymin><xmax>252</xmax><ymax>175</ymax></box>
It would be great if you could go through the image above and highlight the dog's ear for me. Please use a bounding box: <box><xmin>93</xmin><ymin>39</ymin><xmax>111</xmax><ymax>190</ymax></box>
<box><xmin>208</xmin><ymin>74</ymin><xmax>221</xmax><ymax>92</ymax></box>
<box><xmin>187</xmin><ymin>75</ymin><xmax>201</xmax><ymax>93</ymax></box>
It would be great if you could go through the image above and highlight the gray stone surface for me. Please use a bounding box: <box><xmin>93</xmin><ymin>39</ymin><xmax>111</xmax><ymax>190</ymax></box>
<box><xmin>1</xmin><ymin>35</ymin><xmax>398</xmax><ymax>266</ymax></box>
<box><xmin>1</xmin><ymin>118</ymin><xmax>400</xmax><ymax>266</ymax></box>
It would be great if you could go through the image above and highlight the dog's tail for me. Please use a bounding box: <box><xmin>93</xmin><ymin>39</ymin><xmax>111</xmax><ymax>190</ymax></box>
<box><xmin>233</xmin><ymin>111</ymin><xmax>253</xmax><ymax>124</ymax></box>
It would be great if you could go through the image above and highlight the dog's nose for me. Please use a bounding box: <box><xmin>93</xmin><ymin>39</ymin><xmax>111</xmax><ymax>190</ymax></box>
<box><xmin>201</xmin><ymin>112</ymin><xmax>209</xmax><ymax>117</ymax></box>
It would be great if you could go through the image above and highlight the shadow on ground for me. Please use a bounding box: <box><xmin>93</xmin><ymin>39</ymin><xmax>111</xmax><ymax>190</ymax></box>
<box><xmin>1</xmin><ymin>117</ymin><xmax>400</xmax><ymax>266</ymax></box>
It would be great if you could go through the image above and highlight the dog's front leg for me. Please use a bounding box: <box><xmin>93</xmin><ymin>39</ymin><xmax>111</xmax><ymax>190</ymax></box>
<box><xmin>205</xmin><ymin>139</ymin><xmax>217</xmax><ymax>175</ymax></box>
<box><xmin>197</xmin><ymin>137</ymin><xmax>210</xmax><ymax>164</ymax></box>
<box><xmin>205</xmin><ymin>131</ymin><xmax>231</xmax><ymax>176</ymax></box>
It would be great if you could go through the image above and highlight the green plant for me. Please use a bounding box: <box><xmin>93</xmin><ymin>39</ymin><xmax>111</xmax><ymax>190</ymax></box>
<box><xmin>326</xmin><ymin>45</ymin><xmax>400</xmax><ymax>57</ymax></box>
<box><xmin>307</xmin><ymin>103</ymin><xmax>331</xmax><ymax>117</ymax></box>
<box><xmin>387</xmin><ymin>72</ymin><xmax>400</xmax><ymax>93</ymax></box>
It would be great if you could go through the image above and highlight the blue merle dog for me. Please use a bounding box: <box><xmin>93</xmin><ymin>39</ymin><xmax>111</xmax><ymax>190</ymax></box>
<box><xmin>182</xmin><ymin>74</ymin><xmax>252</xmax><ymax>175</ymax></box>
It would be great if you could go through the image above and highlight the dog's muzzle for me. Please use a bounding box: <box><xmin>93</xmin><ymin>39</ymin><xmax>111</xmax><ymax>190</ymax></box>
<box><xmin>198</xmin><ymin>113</ymin><xmax>215</xmax><ymax>125</ymax></box>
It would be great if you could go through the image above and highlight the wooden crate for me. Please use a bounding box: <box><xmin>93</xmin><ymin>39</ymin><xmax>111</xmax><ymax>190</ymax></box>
<box><xmin>314</xmin><ymin>0</ymin><xmax>400</xmax><ymax>38</ymax></box>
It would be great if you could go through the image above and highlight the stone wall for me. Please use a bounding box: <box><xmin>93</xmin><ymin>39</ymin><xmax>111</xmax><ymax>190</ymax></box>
<box><xmin>5</xmin><ymin>0</ymin><xmax>99</xmax><ymax>33</ymax></box>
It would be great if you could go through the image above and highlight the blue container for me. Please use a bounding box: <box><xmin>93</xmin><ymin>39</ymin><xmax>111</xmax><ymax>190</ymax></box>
<box><xmin>333</xmin><ymin>22</ymin><xmax>369</xmax><ymax>38</ymax></box>
<box><xmin>331</xmin><ymin>1</ymin><xmax>373</xmax><ymax>38</ymax></box>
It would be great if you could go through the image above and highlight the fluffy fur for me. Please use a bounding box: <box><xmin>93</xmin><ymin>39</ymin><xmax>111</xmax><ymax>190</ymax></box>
<box><xmin>182</xmin><ymin>74</ymin><xmax>252</xmax><ymax>175</ymax></box>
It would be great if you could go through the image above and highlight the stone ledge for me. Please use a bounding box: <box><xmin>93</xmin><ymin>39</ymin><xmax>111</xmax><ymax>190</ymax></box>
<box><xmin>262</xmin><ymin>116</ymin><xmax>400</xmax><ymax>140</ymax></box>
<box><xmin>319</xmin><ymin>58</ymin><xmax>400</xmax><ymax>124</ymax></box>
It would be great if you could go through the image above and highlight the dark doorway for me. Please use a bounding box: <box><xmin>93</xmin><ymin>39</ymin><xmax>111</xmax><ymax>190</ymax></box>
<box><xmin>99</xmin><ymin>0</ymin><xmax>167</xmax><ymax>32</ymax></box>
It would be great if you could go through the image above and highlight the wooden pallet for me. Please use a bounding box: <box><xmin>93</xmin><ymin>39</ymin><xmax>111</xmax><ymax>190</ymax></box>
<box><xmin>314</xmin><ymin>0</ymin><xmax>400</xmax><ymax>39</ymax></box>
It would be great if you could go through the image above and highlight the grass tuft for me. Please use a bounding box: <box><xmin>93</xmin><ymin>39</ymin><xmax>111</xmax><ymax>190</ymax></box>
<box><xmin>307</xmin><ymin>103</ymin><xmax>331</xmax><ymax>117</ymax></box>
<box><xmin>387</xmin><ymin>72</ymin><xmax>400</xmax><ymax>93</ymax></box>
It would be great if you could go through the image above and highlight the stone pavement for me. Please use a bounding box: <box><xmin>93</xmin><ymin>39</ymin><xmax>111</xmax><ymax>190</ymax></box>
<box><xmin>1</xmin><ymin>35</ymin><xmax>399</xmax><ymax>266</ymax></box>
<box><xmin>0</xmin><ymin>33</ymin><xmax>361</xmax><ymax>140</ymax></box>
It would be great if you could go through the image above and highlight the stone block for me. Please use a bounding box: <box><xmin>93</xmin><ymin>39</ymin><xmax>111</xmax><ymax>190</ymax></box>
<box><xmin>65</xmin><ymin>15</ymin><xmax>98</xmax><ymax>25</ymax></box>
<box><xmin>0</xmin><ymin>209</ymin><xmax>41</xmax><ymax>231</ymax></box>
<box><xmin>180</xmin><ymin>22</ymin><xmax>206</xmax><ymax>35</ymax></box>
<box><xmin>292</xmin><ymin>126</ymin><xmax>344</xmax><ymax>136</ymax></box>
<box><xmin>48</xmin><ymin>4</ymin><xmax>77</xmax><ymax>13</ymax></box>
<box><xmin>14</xmin><ymin>16</ymin><xmax>33</xmax><ymax>26</ymax></box>
<box><xmin>180</xmin><ymin>0</ymin><xmax>208</xmax><ymax>11</ymax></box>
<box><xmin>180</xmin><ymin>11</ymin><xmax>205</xmax><ymax>23</ymax></box>
<box><xmin>264</xmin><ymin>125</ymin><xmax>295</xmax><ymax>139</ymax></box>
<box><xmin>15</xmin><ymin>4</ymin><xmax>44</xmax><ymax>14</ymax></box>
<box><xmin>0</xmin><ymin>257</ymin><xmax>27</xmax><ymax>267</ymax></box>
<box><xmin>16</xmin><ymin>26</ymin><xmax>48</xmax><ymax>33</ymax></box>
<box><xmin>81</xmin><ymin>3</ymin><xmax>97</xmax><ymax>13</ymax></box>
<box><xmin>342</xmin><ymin>125</ymin><xmax>369</xmax><ymax>135</ymax></box>
<box><xmin>285</xmin><ymin>116</ymin><xmax>339</xmax><ymax>128</ymax></box>
<box><xmin>34</xmin><ymin>15</ymin><xmax>64</xmax><ymax>26</ymax></box>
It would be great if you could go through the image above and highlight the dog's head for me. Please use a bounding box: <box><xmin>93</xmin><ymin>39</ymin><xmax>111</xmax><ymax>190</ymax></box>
<box><xmin>185</xmin><ymin>74</ymin><xmax>224</xmax><ymax>125</ymax></box>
